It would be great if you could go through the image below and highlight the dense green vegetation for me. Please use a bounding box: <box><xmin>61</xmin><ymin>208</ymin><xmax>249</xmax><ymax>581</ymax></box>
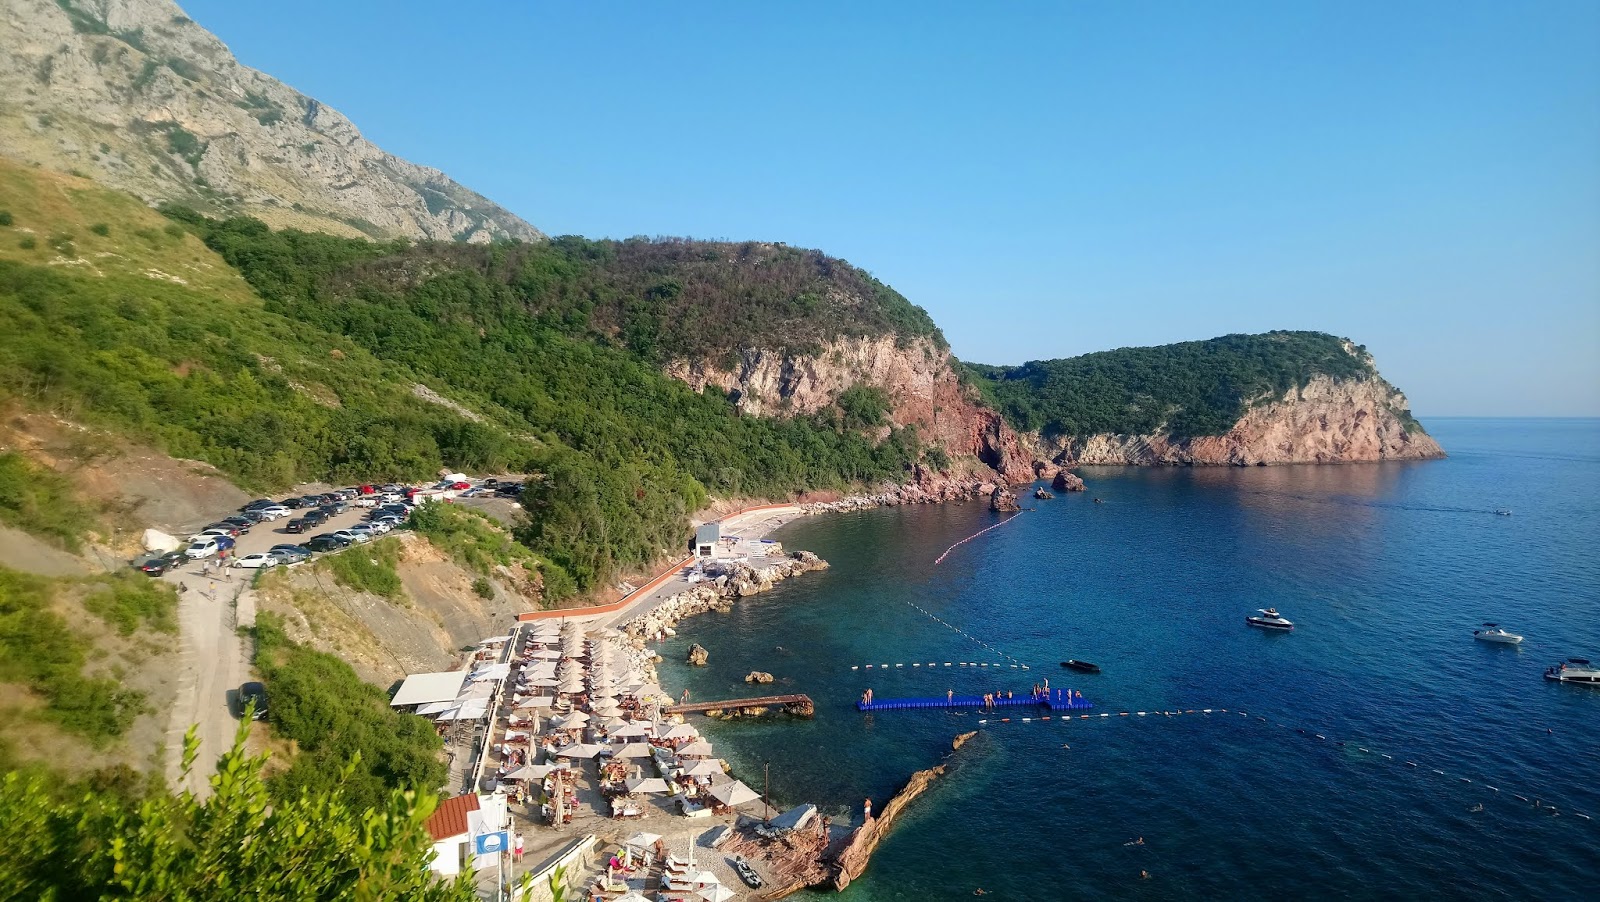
<box><xmin>0</xmin><ymin>566</ymin><xmax>149</xmax><ymax>744</ymax></box>
<box><xmin>408</xmin><ymin>502</ymin><xmax>569</xmax><ymax>600</ymax></box>
<box><xmin>0</xmin><ymin>722</ymin><xmax>481</xmax><ymax>901</ymax></box>
<box><xmin>0</xmin><ymin>451</ymin><xmax>100</xmax><ymax>551</ymax></box>
<box><xmin>320</xmin><ymin>537</ymin><xmax>404</xmax><ymax>599</ymax></box>
<box><xmin>253</xmin><ymin>613</ymin><xmax>447</xmax><ymax>813</ymax></box>
<box><xmin>967</xmin><ymin>331</ymin><xmax>1380</xmax><ymax>438</ymax></box>
<box><xmin>83</xmin><ymin>572</ymin><xmax>179</xmax><ymax>636</ymax></box>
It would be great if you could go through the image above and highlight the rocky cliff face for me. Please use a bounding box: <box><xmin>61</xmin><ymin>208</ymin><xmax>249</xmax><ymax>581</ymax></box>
<box><xmin>0</xmin><ymin>0</ymin><xmax>542</xmax><ymax>242</ymax></box>
<box><xmin>1041</xmin><ymin>374</ymin><xmax>1445</xmax><ymax>466</ymax></box>
<box><xmin>665</xmin><ymin>335</ymin><xmax>1035</xmax><ymax>484</ymax></box>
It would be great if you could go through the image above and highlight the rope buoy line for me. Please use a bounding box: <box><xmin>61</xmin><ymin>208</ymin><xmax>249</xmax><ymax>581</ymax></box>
<box><xmin>851</xmin><ymin>661</ymin><xmax>1030</xmax><ymax>670</ymax></box>
<box><xmin>934</xmin><ymin>513</ymin><xmax>1023</xmax><ymax>566</ymax></box>
<box><xmin>898</xmin><ymin>599</ymin><xmax>1029</xmax><ymax>667</ymax></box>
<box><xmin>969</xmin><ymin>706</ymin><xmax>1594</xmax><ymax>826</ymax></box>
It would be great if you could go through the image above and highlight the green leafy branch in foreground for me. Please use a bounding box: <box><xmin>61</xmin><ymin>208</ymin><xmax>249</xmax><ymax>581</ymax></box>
<box><xmin>0</xmin><ymin>718</ymin><xmax>476</xmax><ymax>901</ymax></box>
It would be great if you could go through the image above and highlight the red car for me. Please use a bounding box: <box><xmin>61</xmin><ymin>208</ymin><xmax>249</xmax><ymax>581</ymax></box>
<box><xmin>358</xmin><ymin>484</ymin><xmax>375</xmax><ymax>495</ymax></box>
<box><xmin>449</xmin><ymin>481</ymin><xmax>471</xmax><ymax>490</ymax></box>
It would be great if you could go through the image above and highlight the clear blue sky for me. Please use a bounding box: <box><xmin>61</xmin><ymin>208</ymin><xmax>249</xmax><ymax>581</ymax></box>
<box><xmin>181</xmin><ymin>0</ymin><xmax>1600</xmax><ymax>417</ymax></box>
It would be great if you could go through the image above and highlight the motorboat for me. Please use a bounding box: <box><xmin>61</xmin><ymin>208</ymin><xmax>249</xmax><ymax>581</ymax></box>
<box><xmin>1246</xmin><ymin>608</ymin><xmax>1294</xmax><ymax>631</ymax></box>
<box><xmin>732</xmin><ymin>855</ymin><xmax>764</xmax><ymax>888</ymax></box>
<box><xmin>1473</xmin><ymin>623</ymin><xmax>1523</xmax><ymax>645</ymax></box>
<box><xmin>1061</xmin><ymin>660</ymin><xmax>1101</xmax><ymax>673</ymax></box>
<box><xmin>1544</xmin><ymin>658</ymin><xmax>1600</xmax><ymax>685</ymax></box>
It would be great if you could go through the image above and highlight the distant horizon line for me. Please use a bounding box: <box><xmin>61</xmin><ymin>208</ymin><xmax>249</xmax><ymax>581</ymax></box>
<box><xmin>1419</xmin><ymin>414</ymin><xmax>1600</xmax><ymax>420</ymax></box>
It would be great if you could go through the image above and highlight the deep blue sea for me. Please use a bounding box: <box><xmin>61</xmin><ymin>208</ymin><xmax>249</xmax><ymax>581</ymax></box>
<box><xmin>658</xmin><ymin>418</ymin><xmax>1600</xmax><ymax>899</ymax></box>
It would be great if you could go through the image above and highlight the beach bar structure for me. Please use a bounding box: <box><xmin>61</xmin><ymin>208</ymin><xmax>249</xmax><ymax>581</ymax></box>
<box><xmin>857</xmin><ymin>688</ymin><xmax>1093</xmax><ymax>713</ymax></box>
<box><xmin>694</xmin><ymin>522</ymin><xmax>720</xmax><ymax>558</ymax></box>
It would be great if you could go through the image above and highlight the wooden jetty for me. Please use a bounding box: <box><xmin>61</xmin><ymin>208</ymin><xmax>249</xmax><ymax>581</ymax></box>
<box><xmin>667</xmin><ymin>694</ymin><xmax>815</xmax><ymax>717</ymax></box>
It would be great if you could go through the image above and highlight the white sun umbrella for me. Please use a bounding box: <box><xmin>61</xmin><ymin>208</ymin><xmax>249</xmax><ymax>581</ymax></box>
<box><xmin>504</xmin><ymin>763</ymin><xmax>561</xmax><ymax>781</ymax></box>
<box><xmin>551</xmin><ymin>710</ymin><xmax>590</xmax><ymax>729</ymax></box>
<box><xmin>708</xmin><ymin>780</ymin><xmax>760</xmax><ymax>806</ymax></box>
<box><xmin>611</xmin><ymin>722</ymin><xmax>650</xmax><ymax>738</ymax></box>
<box><xmin>528</xmin><ymin>676</ymin><xmax>560</xmax><ymax>688</ymax></box>
<box><xmin>591</xmin><ymin>701</ymin><xmax>623</xmax><ymax>718</ymax></box>
<box><xmin>558</xmin><ymin>674</ymin><xmax>587</xmax><ymax>693</ymax></box>
<box><xmin>692</xmin><ymin>886</ymin><xmax>736</xmax><ymax>902</ymax></box>
<box><xmin>614</xmin><ymin>742</ymin><xmax>655</xmax><ymax>759</ymax></box>
<box><xmin>677</xmin><ymin>739</ymin><xmax>715</xmax><ymax>757</ymax></box>
<box><xmin>669</xmin><ymin>870</ymin><xmax>721</xmax><ymax>888</ymax></box>
<box><xmin>623</xmin><ymin>831</ymin><xmax>661</xmax><ymax>850</ymax></box>
<box><xmin>625</xmin><ymin>777</ymin><xmax>671</xmax><ymax>794</ymax></box>
<box><xmin>685</xmin><ymin>759</ymin><xmax>726</xmax><ymax>777</ymax></box>
<box><xmin>661</xmin><ymin>723</ymin><xmax>700</xmax><ymax>741</ymax></box>
<box><xmin>599</xmin><ymin>715</ymin><xmax>631</xmax><ymax>731</ymax></box>
<box><xmin>556</xmin><ymin>743</ymin><xmax>603</xmax><ymax>759</ymax></box>
<box><xmin>512</xmin><ymin>695</ymin><xmax>554</xmax><ymax>709</ymax></box>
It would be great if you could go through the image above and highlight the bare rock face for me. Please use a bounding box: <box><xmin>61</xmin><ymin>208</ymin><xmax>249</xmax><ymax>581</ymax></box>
<box><xmin>744</xmin><ymin>671</ymin><xmax>774</xmax><ymax>684</ymax></box>
<box><xmin>0</xmin><ymin>0</ymin><xmax>543</xmax><ymax>243</ymax></box>
<box><xmin>1042</xmin><ymin>375</ymin><xmax>1445</xmax><ymax>467</ymax></box>
<box><xmin>664</xmin><ymin>335</ymin><xmax>1034</xmax><ymax>484</ymax></box>
<box><xmin>686</xmin><ymin>643</ymin><xmax>709</xmax><ymax>666</ymax></box>
<box><xmin>1052</xmin><ymin>470</ymin><xmax>1086</xmax><ymax>492</ymax></box>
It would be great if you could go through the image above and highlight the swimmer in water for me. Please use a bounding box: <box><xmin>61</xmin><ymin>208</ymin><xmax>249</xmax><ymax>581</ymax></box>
<box><xmin>1470</xmin><ymin>804</ymin><xmax>1484</xmax><ymax>812</ymax></box>
<box><xmin>1140</xmin><ymin>870</ymin><xmax>1151</xmax><ymax>879</ymax></box>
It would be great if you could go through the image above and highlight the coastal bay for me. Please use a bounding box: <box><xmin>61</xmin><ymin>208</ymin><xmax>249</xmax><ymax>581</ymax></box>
<box><xmin>654</xmin><ymin>418</ymin><xmax>1600</xmax><ymax>899</ymax></box>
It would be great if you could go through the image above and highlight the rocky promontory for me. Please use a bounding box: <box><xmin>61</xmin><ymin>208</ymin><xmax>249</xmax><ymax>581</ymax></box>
<box><xmin>621</xmin><ymin>551</ymin><xmax>831</xmax><ymax>640</ymax></box>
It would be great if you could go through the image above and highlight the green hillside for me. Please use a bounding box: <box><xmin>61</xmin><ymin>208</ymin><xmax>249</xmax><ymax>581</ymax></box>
<box><xmin>0</xmin><ymin>162</ymin><xmax>937</xmax><ymax>597</ymax></box>
<box><xmin>967</xmin><ymin>331</ymin><xmax>1381</xmax><ymax>438</ymax></box>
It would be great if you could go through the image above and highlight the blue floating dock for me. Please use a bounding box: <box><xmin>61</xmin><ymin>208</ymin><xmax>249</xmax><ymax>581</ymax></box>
<box><xmin>857</xmin><ymin>688</ymin><xmax>1092</xmax><ymax>713</ymax></box>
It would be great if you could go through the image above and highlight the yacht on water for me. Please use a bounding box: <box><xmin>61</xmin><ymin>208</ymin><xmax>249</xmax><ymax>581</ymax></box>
<box><xmin>1247</xmin><ymin>608</ymin><xmax>1294</xmax><ymax>631</ymax></box>
<box><xmin>1544</xmin><ymin>658</ymin><xmax>1600</xmax><ymax>685</ymax></box>
<box><xmin>1473</xmin><ymin>623</ymin><xmax>1524</xmax><ymax>644</ymax></box>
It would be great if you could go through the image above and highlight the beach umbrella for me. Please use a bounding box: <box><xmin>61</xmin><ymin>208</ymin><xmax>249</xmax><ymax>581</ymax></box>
<box><xmin>684</xmin><ymin>759</ymin><xmax>725</xmax><ymax>777</ymax></box>
<box><xmin>625</xmin><ymin>777</ymin><xmax>671</xmax><ymax>794</ymax></box>
<box><xmin>614</xmin><ymin>742</ymin><xmax>654</xmax><ymax>758</ymax></box>
<box><xmin>623</xmin><ymin>831</ymin><xmax>661</xmax><ymax>850</ymax></box>
<box><xmin>677</xmin><ymin>740</ymin><xmax>715</xmax><ymax>757</ymax></box>
<box><xmin>591</xmin><ymin>700</ymin><xmax>623</xmax><ymax>716</ymax></box>
<box><xmin>556</xmin><ymin>743</ymin><xmax>602</xmax><ymax>759</ymax></box>
<box><xmin>692</xmin><ymin>886</ymin><xmax>736</xmax><ymax>902</ymax></box>
<box><xmin>707</xmin><ymin>780</ymin><xmax>760</xmax><ymax>806</ymax></box>
<box><xmin>551</xmin><ymin>710</ymin><xmax>589</xmax><ymax>728</ymax></box>
<box><xmin>558</xmin><ymin>674</ymin><xmax>586</xmax><ymax>692</ymax></box>
<box><xmin>611</xmin><ymin>722</ymin><xmax>650</xmax><ymax>738</ymax></box>
<box><xmin>661</xmin><ymin>724</ymin><xmax>700</xmax><ymax>741</ymax></box>
<box><xmin>504</xmin><ymin>763</ymin><xmax>560</xmax><ymax>781</ymax></box>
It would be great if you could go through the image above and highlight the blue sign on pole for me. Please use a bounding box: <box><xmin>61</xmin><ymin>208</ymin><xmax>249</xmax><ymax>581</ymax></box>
<box><xmin>474</xmin><ymin>831</ymin><xmax>509</xmax><ymax>856</ymax></box>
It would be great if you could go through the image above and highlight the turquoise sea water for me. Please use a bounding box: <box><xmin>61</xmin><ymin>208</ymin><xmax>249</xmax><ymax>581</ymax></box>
<box><xmin>658</xmin><ymin>419</ymin><xmax>1600</xmax><ymax>899</ymax></box>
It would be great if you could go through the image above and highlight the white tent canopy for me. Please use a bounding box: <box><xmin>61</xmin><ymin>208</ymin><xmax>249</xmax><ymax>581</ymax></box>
<box><xmin>661</xmin><ymin>724</ymin><xmax>699</xmax><ymax>740</ymax></box>
<box><xmin>504</xmin><ymin>763</ymin><xmax>562</xmax><ymax>781</ymax></box>
<box><xmin>684</xmin><ymin>759</ymin><xmax>726</xmax><ymax>777</ymax></box>
<box><xmin>613</xmin><ymin>742</ymin><xmax>654</xmax><ymax>758</ymax></box>
<box><xmin>414</xmin><ymin>700</ymin><xmax>456</xmax><ymax>716</ymax></box>
<box><xmin>556</xmin><ymin>743</ymin><xmax>603</xmax><ymax>759</ymax></box>
<box><xmin>390</xmin><ymin>670</ymin><xmax>469</xmax><ymax>707</ymax></box>
<box><xmin>611</xmin><ymin>722</ymin><xmax>650</xmax><ymax>738</ymax></box>
<box><xmin>468</xmin><ymin>663</ymin><xmax>511</xmax><ymax>682</ymax></box>
<box><xmin>677</xmin><ymin>740</ymin><xmax>715</xmax><ymax>757</ymax></box>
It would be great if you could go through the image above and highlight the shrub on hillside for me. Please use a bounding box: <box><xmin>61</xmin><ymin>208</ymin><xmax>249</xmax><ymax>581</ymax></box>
<box><xmin>319</xmin><ymin>537</ymin><xmax>403</xmax><ymax>598</ymax></box>
<box><xmin>0</xmin><ymin>452</ymin><xmax>98</xmax><ymax>551</ymax></box>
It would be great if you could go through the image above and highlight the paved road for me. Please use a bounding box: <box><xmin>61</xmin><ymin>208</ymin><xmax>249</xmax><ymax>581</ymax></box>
<box><xmin>157</xmin><ymin>505</ymin><xmax>378</xmax><ymax>795</ymax></box>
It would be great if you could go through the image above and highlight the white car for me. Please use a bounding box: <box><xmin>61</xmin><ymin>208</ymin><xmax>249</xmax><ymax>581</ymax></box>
<box><xmin>255</xmin><ymin>505</ymin><xmax>292</xmax><ymax>521</ymax></box>
<box><xmin>349</xmin><ymin>524</ymin><xmax>385</xmax><ymax>539</ymax></box>
<box><xmin>231</xmin><ymin>552</ymin><xmax>280</xmax><ymax>570</ymax></box>
<box><xmin>189</xmin><ymin>528</ymin><xmax>232</xmax><ymax>543</ymax></box>
<box><xmin>333</xmin><ymin>529</ymin><xmax>373</xmax><ymax>545</ymax></box>
<box><xmin>353</xmin><ymin>496</ymin><xmax>378</xmax><ymax>508</ymax></box>
<box><xmin>185</xmin><ymin>537</ymin><xmax>222</xmax><ymax>559</ymax></box>
<box><xmin>362</xmin><ymin>520</ymin><xmax>392</xmax><ymax>534</ymax></box>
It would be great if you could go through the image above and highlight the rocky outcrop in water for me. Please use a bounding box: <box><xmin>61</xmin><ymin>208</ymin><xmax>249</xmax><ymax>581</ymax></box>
<box><xmin>686</xmin><ymin>643</ymin><xmax>709</xmax><ymax>666</ymax></box>
<box><xmin>0</xmin><ymin>0</ymin><xmax>542</xmax><ymax>243</ymax></box>
<box><xmin>989</xmin><ymin>486</ymin><xmax>1020</xmax><ymax>512</ymax></box>
<box><xmin>745</xmin><ymin>671</ymin><xmax>774</xmax><ymax>684</ymax></box>
<box><xmin>1052</xmin><ymin>470</ymin><xmax>1086</xmax><ymax>492</ymax></box>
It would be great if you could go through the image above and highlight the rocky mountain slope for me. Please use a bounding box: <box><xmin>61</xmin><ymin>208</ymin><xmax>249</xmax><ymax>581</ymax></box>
<box><xmin>0</xmin><ymin>0</ymin><xmax>541</xmax><ymax>242</ymax></box>
<box><xmin>972</xmin><ymin>332</ymin><xmax>1444</xmax><ymax>466</ymax></box>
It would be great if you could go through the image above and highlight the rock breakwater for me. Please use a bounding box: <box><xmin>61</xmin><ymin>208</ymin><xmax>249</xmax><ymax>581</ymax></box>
<box><xmin>621</xmin><ymin>551</ymin><xmax>830</xmax><ymax>640</ymax></box>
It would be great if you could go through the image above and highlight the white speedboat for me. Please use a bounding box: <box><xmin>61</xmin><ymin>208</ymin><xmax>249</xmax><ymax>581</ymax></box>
<box><xmin>1246</xmin><ymin>608</ymin><xmax>1294</xmax><ymax>631</ymax></box>
<box><xmin>1544</xmin><ymin>658</ymin><xmax>1600</xmax><ymax>685</ymax></box>
<box><xmin>1473</xmin><ymin>623</ymin><xmax>1523</xmax><ymax>645</ymax></box>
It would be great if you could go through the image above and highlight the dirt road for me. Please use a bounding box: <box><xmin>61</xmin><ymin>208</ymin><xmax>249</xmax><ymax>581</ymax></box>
<box><xmin>158</xmin><ymin>505</ymin><xmax>377</xmax><ymax>794</ymax></box>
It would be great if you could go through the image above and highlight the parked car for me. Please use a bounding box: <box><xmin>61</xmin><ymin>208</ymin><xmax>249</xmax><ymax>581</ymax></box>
<box><xmin>269</xmin><ymin>545</ymin><xmax>312</xmax><ymax>564</ymax></box>
<box><xmin>302</xmin><ymin>508</ymin><xmax>330</xmax><ymax>525</ymax></box>
<box><xmin>186</xmin><ymin>537</ymin><xmax>223</xmax><ymax>559</ymax></box>
<box><xmin>242</xmin><ymin>499</ymin><xmax>277</xmax><ymax>512</ymax></box>
<box><xmin>357</xmin><ymin>484</ymin><xmax>375</xmax><ymax>495</ymax></box>
<box><xmin>350</xmin><ymin>523</ymin><xmax>385</xmax><ymax>539</ymax></box>
<box><xmin>448</xmin><ymin>481</ymin><xmax>472</xmax><ymax>491</ymax></box>
<box><xmin>333</xmin><ymin>529</ymin><xmax>372</xmax><ymax>545</ymax></box>
<box><xmin>353</xmin><ymin>496</ymin><xmax>378</xmax><ymax>508</ymax></box>
<box><xmin>231</xmin><ymin>552</ymin><xmax>280</xmax><ymax>570</ymax></box>
<box><xmin>321</xmin><ymin>500</ymin><xmax>349</xmax><ymax>515</ymax></box>
<box><xmin>283</xmin><ymin>518</ymin><xmax>310</xmax><ymax>534</ymax></box>
<box><xmin>254</xmin><ymin>505</ymin><xmax>291</xmax><ymax>521</ymax></box>
<box><xmin>304</xmin><ymin>533</ymin><xmax>351</xmax><ymax>552</ymax></box>
<box><xmin>191</xmin><ymin>528</ymin><xmax>235</xmax><ymax>542</ymax></box>
<box><xmin>373</xmin><ymin>514</ymin><xmax>405</xmax><ymax>530</ymax></box>
<box><xmin>136</xmin><ymin>550</ymin><xmax>187</xmax><ymax>575</ymax></box>
<box><xmin>214</xmin><ymin>520</ymin><xmax>252</xmax><ymax>535</ymax></box>
<box><xmin>238</xmin><ymin>681</ymin><xmax>268</xmax><ymax>720</ymax></box>
<box><xmin>282</xmin><ymin>496</ymin><xmax>308</xmax><ymax>509</ymax></box>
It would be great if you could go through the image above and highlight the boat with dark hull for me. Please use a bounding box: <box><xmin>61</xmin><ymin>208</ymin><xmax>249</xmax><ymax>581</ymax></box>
<box><xmin>1061</xmin><ymin>660</ymin><xmax>1101</xmax><ymax>673</ymax></box>
<box><xmin>1247</xmin><ymin>608</ymin><xmax>1294</xmax><ymax>631</ymax></box>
